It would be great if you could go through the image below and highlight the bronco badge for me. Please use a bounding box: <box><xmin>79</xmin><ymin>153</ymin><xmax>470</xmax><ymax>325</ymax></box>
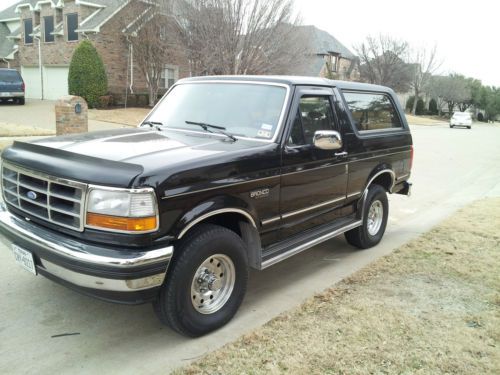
<box><xmin>250</xmin><ymin>188</ymin><xmax>270</xmax><ymax>199</ymax></box>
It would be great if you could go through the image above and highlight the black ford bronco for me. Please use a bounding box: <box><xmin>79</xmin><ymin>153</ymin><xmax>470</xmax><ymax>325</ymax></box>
<box><xmin>0</xmin><ymin>76</ymin><xmax>412</xmax><ymax>337</ymax></box>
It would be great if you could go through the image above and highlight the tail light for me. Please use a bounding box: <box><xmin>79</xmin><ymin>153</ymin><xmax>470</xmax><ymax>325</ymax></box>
<box><xmin>21</xmin><ymin>82</ymin><xmax>25</xmax><ymax>92</ymax></box>
<box><xmin>409</xmin><ymin>145</ymin><xmax>414</xmax><ymax>170</ymax></box>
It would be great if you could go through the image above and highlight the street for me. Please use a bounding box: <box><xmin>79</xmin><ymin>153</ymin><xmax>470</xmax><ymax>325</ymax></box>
<box><xmin>0</xmin><ymin>122</ymin><xmax>499</xmax><ymax>374</ymax></box>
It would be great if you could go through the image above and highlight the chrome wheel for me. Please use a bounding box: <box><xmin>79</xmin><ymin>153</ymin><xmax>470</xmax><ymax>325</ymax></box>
<box><xmin>367</xmin><ymin>200</ymin><xmax>383</xmax><ymax>236</ymax></box>
<box><xmin>191</xmin><ymin>254</ymin><xmax>235</xmax><ymax>314</ymax></box>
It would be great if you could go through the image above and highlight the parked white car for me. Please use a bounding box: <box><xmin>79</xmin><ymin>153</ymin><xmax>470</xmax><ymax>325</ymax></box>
<box><xmin>450</xmin><ymin>112</ymin><xmax>472</xmax><ymax>129</ymax></box>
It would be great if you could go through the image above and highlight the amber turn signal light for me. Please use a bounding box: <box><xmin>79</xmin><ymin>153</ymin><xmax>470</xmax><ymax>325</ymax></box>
<box><xmin>86</xmin><ymin>213</ymin><xmax>157</xmax><ymax>232</ymax></box>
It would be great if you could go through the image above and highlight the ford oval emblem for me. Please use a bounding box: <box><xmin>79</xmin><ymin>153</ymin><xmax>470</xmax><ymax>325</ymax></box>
<box><xmin>26</xmin><ymin>191</ymin><xmax>38</xmax><ymax>200</ymax></box>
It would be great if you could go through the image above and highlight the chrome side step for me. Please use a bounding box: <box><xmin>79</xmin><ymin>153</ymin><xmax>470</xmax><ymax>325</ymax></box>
<box><xmin>260</xmin><ymin>220</ymin><xmax>362</xmax><ymax>269</ymax></box>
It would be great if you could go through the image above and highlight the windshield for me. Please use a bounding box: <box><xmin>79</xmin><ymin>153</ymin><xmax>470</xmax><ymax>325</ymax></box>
<box><xmin>0</xmin><ymin>70</ymin><xmax>22</xmax><ymax>83</ymax></box>
<box><xmin>453</xmin><ymin>112</ymin><xmax>471</xmax><ymax>118</ymax></box>
<box><xmin>147</xmin><ymin>82</ymin><xmax>288</xmax><ymax>141</ymax></box>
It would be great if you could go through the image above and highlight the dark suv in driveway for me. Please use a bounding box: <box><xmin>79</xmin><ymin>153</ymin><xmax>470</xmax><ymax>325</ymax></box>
<box><xmin>0</xmin><ymin>68</ymin><xmax>25</xmax><ymax>105</ymax></box>
<box><xmin>0</xmin><ymin>76</ymin><xmax>412</xmax><ymax>337</ymax></box>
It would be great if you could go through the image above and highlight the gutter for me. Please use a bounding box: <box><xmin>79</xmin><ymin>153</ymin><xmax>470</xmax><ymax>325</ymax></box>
<box><xmin>1</xmin><ymin>58</ymin><xmax>10</xmax><ymax>68</ymax></box>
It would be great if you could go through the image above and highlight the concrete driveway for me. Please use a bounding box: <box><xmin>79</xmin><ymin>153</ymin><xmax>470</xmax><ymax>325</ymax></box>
<box><xmin>0</xmin><ymin>123</ymin><xmax>499</xmax><ymax>374</ymax></box>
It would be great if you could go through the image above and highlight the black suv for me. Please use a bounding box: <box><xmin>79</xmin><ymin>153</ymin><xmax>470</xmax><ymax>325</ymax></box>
<box><xmin>0</xmin><ymin>76</ymin><xmax>412</xmax><ymax>336</ymax></box>
<box><xmin>0</xmin><ymin>68</ymin><xmax>25</xmax><ymax>105</ymax></box>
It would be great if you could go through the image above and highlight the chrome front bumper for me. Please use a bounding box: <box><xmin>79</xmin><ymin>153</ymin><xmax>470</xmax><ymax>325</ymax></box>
<box><xmin>0</xmin><ymin>203</ymin><xmax>173</xmax><ymax>303</ymax></box>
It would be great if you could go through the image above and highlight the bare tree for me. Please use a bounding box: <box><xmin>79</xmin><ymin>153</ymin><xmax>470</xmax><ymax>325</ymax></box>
<box><xmin>409</xmin><ymin>45</ymin><xmax>441</xmax><ymax>115</ymax></box>
<box><xmin>125</xmin><ymin>0</ymin><xmax>182</xmax><ymax>106</ymax></box>
<box><xmin>425</xmin><ymin>74</ymin><xmax>471</xmax><ymax>116</ymax></box>
<box><xmin>354</xmin><ymin>35</ymin><xmax>412</xmax><ymax>92</ymax></box>
<box><xmin>177</xmin><ymin>0</ymin><xmax>309</xmax><ymax>76</ymax></box>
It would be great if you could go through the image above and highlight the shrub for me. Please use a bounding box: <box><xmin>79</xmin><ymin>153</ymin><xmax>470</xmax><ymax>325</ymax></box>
<box><xmin>405</xmin><ymin>96</ymin><xmax>415</xmax><ymax>112</ymax></box>
<box><xmin>429</xmin><ymin>98</ymin><xmax>438</xmax><ymax>115</ymax></box>
<box><xmin>416</xmin><ymin>98</ymin><xmax>425</xmax><ymax>115</ymax></box>
<box><xmin>477</xmin><ymin>112</ymin><xmax>484</xmax><ymax>122</ymax></box>
<box><xmin>68</xmin><ymin>40</ymin><xmax>108</xmax><ymax>108</ymax></box>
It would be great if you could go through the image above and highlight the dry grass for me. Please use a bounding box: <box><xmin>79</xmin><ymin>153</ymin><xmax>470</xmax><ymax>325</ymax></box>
<box><xmin>405</xmin><ymin>114</ymin><xmax>448</xmax><ymax>126</ymax></box>
<box><xmin>88</xmin><ymin>107</ymin><xmax>150</xmax><ymax>126</ymax></box>
<box><xmin>0</xmin><ymin>123</ymin><xmax>55</xmax><ymax>137</ymax></box>
<box><xmin>177</xmin><ymin>198</ymin><xmax>500</xmax><ymax>375</ymax></box>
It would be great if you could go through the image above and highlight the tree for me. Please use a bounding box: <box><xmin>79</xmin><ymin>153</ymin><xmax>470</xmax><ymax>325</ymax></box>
<box><xmin>354</xmin><ymin>35</ymin><xmax>412</xmax><ymax>92</ymax></box>
<box><xmin>480</xmin><ymin>86</ymin><xmax>500</xmax><ymax>122</ymax></box>
<box><xmin>409</xmin><ymin>45</ymin><xmax>441</xmax><ymax>115</ymax></box>
<box><xmin>426</xmin><ymin>74</ymin><xmax>470</xmax><ymax>116</ymax></box>
<box><xmin>68</xmin><ymin>40</ymin><xmax>107</xmax><ymax>108</ymax></box>
<box><xmin>125</xmin><ymin>0</ymin><xmax>182</xmax><ymax>107</ymax></box>
<box><xmin>177</xmin><ymin>0</ymin><xmax>309</xmax><ymax>76</ymax></box>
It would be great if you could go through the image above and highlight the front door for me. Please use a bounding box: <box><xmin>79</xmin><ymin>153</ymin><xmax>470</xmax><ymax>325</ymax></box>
<box><xmin>279</xmin><ymin>86</ymin><xmax>348</xmax><ymax>239</ymax></box>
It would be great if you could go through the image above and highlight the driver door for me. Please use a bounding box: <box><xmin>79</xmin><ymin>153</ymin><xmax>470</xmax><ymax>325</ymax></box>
<box><xmin>279</xmin><ymin>87</ymin><xmax>348</xmax><ymax>239</ymax></box>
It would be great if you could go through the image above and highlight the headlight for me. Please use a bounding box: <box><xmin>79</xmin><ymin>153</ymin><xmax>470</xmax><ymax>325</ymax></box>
<box><xmin>86</xmin><ymin>187</ymin><xmax>158</xmax><ymax>233</ymax></box>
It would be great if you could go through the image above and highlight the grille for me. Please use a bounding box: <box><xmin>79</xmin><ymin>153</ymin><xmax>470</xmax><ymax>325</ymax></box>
<box><xmin>1</xmin><ymin>162</ymin><xmax>87</xmax><ymax>231</ymax></box>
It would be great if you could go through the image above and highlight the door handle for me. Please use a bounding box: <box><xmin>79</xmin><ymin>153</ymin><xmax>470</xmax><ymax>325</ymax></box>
<box><xmin>335</xmin><ymin>151</ymin><xmax>348</xmax><ymax>157</ymax></box>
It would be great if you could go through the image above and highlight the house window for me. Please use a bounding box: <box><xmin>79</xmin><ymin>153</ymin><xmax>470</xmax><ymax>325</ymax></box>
<box><xmin>66</xmin><ymin>13</ymin><xmax>78</xmax><ymax>41</ymax></box>
<box><xmin>328</xmin><ymin>54</ymin><xmax>337</xmax><ymax>72</ymax></box>
<box><xmin>161</xmin><ymin>66</ymin><xmax>178</xmax><ymax>89</ymax></box>
<box><xmin>44</xmin><ymin>16</ymin><xmax>55</xmax><ymax>42</ymax></box>
<box><xmin>342</xmin><ymin>91</ymin><xmax>402</xmax><ymax>132</ymax></box>
<box><xmin>24</xmin><ymin>19</ymin><xmax>33</xmax><ymax>44</ymax></box>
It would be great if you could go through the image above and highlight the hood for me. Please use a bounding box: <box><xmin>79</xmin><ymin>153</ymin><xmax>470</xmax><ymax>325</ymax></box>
<box><xmin>2</xmin><ymin>128</ymin><xmax>268</xmax><ymax>188</ymax></box>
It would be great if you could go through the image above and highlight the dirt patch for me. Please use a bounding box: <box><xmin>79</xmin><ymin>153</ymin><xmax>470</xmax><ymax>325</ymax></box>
<box><xmin>88</xmin><ymin>108</ymin><xmax>150</xmax><ymax>126</ymax></box>
<box><xmin>177</xmin><ymin>198</ymin><xmax>500</xmax><ymax>375</ymax></box>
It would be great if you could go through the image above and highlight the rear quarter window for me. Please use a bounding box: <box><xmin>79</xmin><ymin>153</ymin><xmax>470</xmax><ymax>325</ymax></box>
<box><xmin>342</xmin><ymin>91</ymin><xmax>402</xmax><ymax>133</ymax></box>
<box><xmin>0</xmin><ymin>70</ymin><xmax>22</xmax><ymax>83</ymax></box>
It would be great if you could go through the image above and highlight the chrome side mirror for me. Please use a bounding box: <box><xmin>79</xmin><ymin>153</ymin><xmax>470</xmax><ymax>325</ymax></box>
<box><xmin>313</xmin><ymin>130</ymin><xmax>343</xmax><ymax>150</ymax></box>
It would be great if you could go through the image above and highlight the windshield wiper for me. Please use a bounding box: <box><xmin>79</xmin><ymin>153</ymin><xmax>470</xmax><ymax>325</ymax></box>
<box><xmin>185</xmin><ymin>121</ymin><xmax>237</xmax><ymax>142</ymax></box>
<box><xmin>141</xmin><ymin>120</ymin><xmax>164</xmax><ymax>130</ymax></box>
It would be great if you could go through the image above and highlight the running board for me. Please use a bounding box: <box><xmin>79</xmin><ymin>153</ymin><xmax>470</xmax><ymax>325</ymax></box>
<box><xmin>260</xmin><ymin>219</ymin><xmax>362</xmax><ymax>269</ymax></box>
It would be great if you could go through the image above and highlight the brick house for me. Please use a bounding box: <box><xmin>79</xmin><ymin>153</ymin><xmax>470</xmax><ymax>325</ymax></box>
<box><xmin>0</xmin><ymin>0</ymin><xmax>189</xmax><ymax>101</ymax></box>
<box><xmin>294</xmin><ymin>25</ymin><xmax>360</xmax><ymax>81</ymax></box>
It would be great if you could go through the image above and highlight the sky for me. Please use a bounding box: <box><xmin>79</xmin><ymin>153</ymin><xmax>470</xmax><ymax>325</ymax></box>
<box><xmin>1</xmin><ymin>0</ymin><xmax>498</xmax><ymax>86</ymax></box>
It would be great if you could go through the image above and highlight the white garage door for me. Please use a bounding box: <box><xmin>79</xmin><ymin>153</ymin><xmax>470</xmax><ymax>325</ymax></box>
<box><xmin>43</xmin><ymin>66</ymin><xmax>69</xmax><ymax>100</ymax></box>
<box><xmin>21</xmin><ymin>66</ymin><xmax>42</xmax><ymax>99</ymax></box>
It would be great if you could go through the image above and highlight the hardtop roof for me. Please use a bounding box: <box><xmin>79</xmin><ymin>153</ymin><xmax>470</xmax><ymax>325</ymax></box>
<box><xmin>178</xmin><ymin>75</ymin><xmax>395</xmax><ymax>93</ymax></box>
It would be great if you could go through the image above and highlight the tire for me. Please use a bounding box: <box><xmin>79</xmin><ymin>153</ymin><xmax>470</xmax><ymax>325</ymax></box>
<box><xmin>467</xmin><ymin>126</ymin><xmax>471</xmax><ymax>129</ymax></box>
<box><xmin>345</xmin><ymin>184</ymin><xmax>388</xmax><ymax>249</ymax></box>
<box><xmin>18</xmin><ymin>98</ymin><xmax>25</xmax><ymax>105</ymax></box>
<box><xmin>153</xmin><ymin>224</ymin><xmax>248</xmax><ymax>337</ymax></box>
<box><xmin>449</xmin><ymin>124</ymin><xmax>453</xmax><ymax>128</ymax></box>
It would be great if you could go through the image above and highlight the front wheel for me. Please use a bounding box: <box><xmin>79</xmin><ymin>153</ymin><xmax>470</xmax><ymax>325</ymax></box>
<box><xmin>345</xmin><ymin>184</ymin><xmax>389</xmax><ymax>249</ymax></box>
<box><xmin>153</xmin><ymin>224</ymin><xmax>248</xmax><ymax>337</ymax></box>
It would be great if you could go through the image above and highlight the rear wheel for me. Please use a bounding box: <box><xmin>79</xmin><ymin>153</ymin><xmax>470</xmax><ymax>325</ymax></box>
<box><xmin>345</xmin><ymin>184</ymin><xmax>388</xmax><ymax>249</ymax></box>
<box><xmin>17</xmin><ymin>97</ymin><xmax>25</xmax><ymax>105</ymax></box>
<box><xmin>153</xmin><ymin>224</ymin><xmax>248</xmax><ymax>337</ymax></box>
<box><xmin>467</xmin><ymin>126</ymin><xmax>471</xmax><ymax>129</ymax></box>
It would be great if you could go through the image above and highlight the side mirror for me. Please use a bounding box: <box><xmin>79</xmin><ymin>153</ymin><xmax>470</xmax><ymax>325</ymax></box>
<box><xmin>313</xmin><ymin>130</ymin><xmax>343</xmax><ymax>150</ymax></box>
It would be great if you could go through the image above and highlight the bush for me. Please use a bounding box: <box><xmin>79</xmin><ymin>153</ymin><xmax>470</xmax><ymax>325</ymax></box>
<box><xmin>416</xmin><ymin>98</ymin><xmax>425</xmax><ymax>115</ymax></box>
<box><xmin>477</xmin><ymin>112</ymin><xmax>484</xmax><ymax>122</ymax></box>
<box><xmin>429</xmin><ymin>98</ymin><xmax>438</xmax><ymax>115</ymax></box>
<box><xmin>68</xmin><ymin>40</ymin><xmax>108</xmax><ymax>108</ymax></box>
<box><xmin>405</xmin><ymin>96</ymin><xmax>415</xmax><ymax>112</ymax></box>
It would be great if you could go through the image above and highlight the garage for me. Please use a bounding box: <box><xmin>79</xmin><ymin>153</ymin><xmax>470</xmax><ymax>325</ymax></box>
<box><xmin>20</xmin><ymin>66</ymin><xmax>42</xmax><ymax>99</ymax></box>
<box><xmin>20</xmin><ymin>66</ymin><xmax>69</xmax><ymax>100</ymax></box>
<box><xmin>43</xmin><ymin>66</ymin><xmax>69</xmax><ymax>100</ymax></box>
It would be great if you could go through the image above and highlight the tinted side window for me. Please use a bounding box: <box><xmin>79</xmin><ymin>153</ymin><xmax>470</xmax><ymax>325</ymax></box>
<box><xmin>289</xmin><ymin>96</ymin><xmax>335</xmax><ymax>145</ymax></box>
<box><xmin>343</xmin><ymin>92</ymin><xmax>402</xmax><ymax>132</ymax></box>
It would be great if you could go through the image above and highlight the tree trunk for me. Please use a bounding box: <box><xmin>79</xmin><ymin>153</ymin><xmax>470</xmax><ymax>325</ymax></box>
<box><xmin>149</xmin><ymin>84</ymin><xmax>157</xmax><ymax>107</ymax></box>
<box><xmin>411</xmin><ymin>90</ymin><xmax>418</xmax><ymax>115</ymax></box>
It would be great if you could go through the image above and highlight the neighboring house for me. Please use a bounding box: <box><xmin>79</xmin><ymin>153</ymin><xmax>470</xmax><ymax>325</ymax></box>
<box><xmin>295</xmin><ymin>25</ymin><xmax>360</xmax><ymax>81</ymax></box>
<box><xmin>0</xmin><ymin>0</ymin><xmax>189</xmax><ymax>101</ymax></box>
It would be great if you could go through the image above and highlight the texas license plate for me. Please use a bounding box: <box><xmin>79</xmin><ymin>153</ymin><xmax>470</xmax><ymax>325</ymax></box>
<box><xmin>12</xmin><ymin>244</ymin><xmax>37</xmax><ymax>275</ymax></box>
<box><xmin>0</xmin><ymin>92</ymin><xmax>11</xmax><ymax>97</ymax></box>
